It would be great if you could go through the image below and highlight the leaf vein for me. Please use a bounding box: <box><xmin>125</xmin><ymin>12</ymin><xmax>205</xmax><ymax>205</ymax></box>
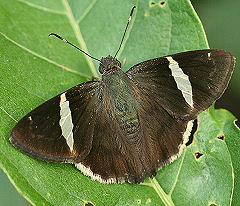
<box><xmin>62</xmin><ymin>0</ymin><xmax>99</xmax><ymax>77</ymax></box>
<box><xmin>0</xmin><ymin>106</ymin><xmax>17</xmax><ymax>122</ymax></box>
<box><xmin>169</xmin><ymin>149</ymin><xmax>186</xmax><ymax>195</ymax></box>
<box><xmin>148</xmin><ymin>177</ymin><xmax>175</xmax><ymax>206</ymax></box>
<box><xmin>15</xmin><ymin>82</ymin><xmax>46</xmax><ymax>101</ymax></box>
<box><xmin>77</xmin><ymin>0</ymin><xmax>98</xmax><ymax>24</ymax></box>
<box><xmin>0</xmin><ymin>32</ymin><xmax>90</xmax><ymax>78</ymax></box>
<box><xmin>17</xmin><ymin>0</ymin><xmax>65</xmax><ymax>15</ymax></box>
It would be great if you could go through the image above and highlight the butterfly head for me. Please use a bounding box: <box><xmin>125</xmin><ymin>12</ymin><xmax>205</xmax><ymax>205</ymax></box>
<box><xmin>99</xmin><ymin>55</ymin><xmax>121</xmax><ymax>74</ymax></box>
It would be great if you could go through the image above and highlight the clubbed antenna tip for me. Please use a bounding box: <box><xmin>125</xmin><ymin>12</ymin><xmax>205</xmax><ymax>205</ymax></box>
<box><xmin>113</xmin><ymin>6</ymin><xmax>136</xmax><ymax>58</ymax></box>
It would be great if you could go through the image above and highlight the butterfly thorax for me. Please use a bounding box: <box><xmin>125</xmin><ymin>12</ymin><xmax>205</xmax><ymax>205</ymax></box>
<box><xmin>101</xmin><ymin>57</ymin><xmax>140</xmax><ymax>135</ymax></box>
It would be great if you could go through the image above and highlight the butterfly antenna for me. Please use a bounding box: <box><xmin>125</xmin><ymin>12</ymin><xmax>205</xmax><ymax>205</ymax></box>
<box><xmin>49</xmin><ymin>33</ymin><xmax>101</xmax><ymax>63</ymax></box>
<box><xmin>113</xmin><ymin>6</ymin><xmax>136</xmax><ymax>58</ymax></box>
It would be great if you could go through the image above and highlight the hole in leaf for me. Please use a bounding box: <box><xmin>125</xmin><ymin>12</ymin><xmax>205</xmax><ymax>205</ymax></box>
<box><xmin>209</xmin><ymin>203</ymin><xmax>218</xmax><ymax>206</ymax></box>
<box><xmin>159</xmin><ymin>1</ymin><xmax>166</xmax><ymax>6</ymax></box>
<box><xmin>137</xmin><ymin>199</ymin><xmax>141</xmax><ymax>204</ymax></box>
<box><xmin>235</xmin><ymin>119</ymin><xmax>240</xmax><ymax>128</ymax></box>
<box><xmin>195</xmin><ymin>152</ymin><xmax>203</xmax><ymax>159</ymax></box>
<box><xmin>85</xmin><ymin>202</ymin><xmax>94</xmax><ymax>206</ymax></box>
<box><xmin>150</xmin><ymin>1</ymin><xmax>156</xmax><ymax>6</ymax></box>
<box><xmin>217</xmin><ymin>134</ymin><xmax>225</xmax><ymax>141</ymax></box>
<box><xmin>186</xmin><ymin>119</ymin><xmax>198</xmax><ymax>146</ymax></box>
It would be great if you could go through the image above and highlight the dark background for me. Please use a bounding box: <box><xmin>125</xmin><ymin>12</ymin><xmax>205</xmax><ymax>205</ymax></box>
<box><xmin>0</xmin><ymin>0</ymin><xmax>239</xmax><ymax>205</ymax></box>
<box><xmin>192</xmin><ymin>0</ymin><xmax>240</xmax><ymax>124</ymax></box>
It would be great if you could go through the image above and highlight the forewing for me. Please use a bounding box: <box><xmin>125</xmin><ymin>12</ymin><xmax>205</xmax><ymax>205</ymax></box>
<box><xmin>10</xmin><ymin>81</ymin><xmax>100</xmax><ymax>163</ymax></box>
<box><xmin>127</xmin><ymin>49</ymin><xmax>235</xmax><ymax>120</ymax></box>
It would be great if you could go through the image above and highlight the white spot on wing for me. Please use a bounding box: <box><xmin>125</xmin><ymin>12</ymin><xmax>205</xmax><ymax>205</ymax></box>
<box><xmin>166</xmin><ymin>56</ymin><xmax>193</xmax><ymax>107</ymax></box>
<box><xmin>75</xmin><ymin>163</ymin><xmax>121</xmax><ymax>184</ymax></box>
<box><xmin>167</xmin><ymin>120</ymin><xmax>193</xmax><ymax>163</ymax></box>
<box><xmin>208</xmin><ymin>52</ymin><xmax>211</xmax><ymax>60</ymax></box>
<box><xmin>59</xmin><ymin>93</ymin><xmax>74</xmax><ymax>152</ymax></box>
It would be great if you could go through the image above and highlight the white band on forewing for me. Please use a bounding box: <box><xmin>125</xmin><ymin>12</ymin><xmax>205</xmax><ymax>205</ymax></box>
<box><xmin>59</xmin><ymin>93</ymin><xmax>74</xmax><ymax>152</ymax></box>
<box><xmin>166</xmin><ymin>56</ymin><xmax>193</xmax><ymax>107</ymax></box>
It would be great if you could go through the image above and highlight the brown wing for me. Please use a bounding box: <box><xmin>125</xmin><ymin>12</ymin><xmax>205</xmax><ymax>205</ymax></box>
<box><xmin>10</xmin><ymin>81</ymin><xmax>100</xmax><ymax>163</ymax></box>
<box><xmin>127</xmin><ymin>49</ymin><xmax>234</xmax><ymax>120</ymax></box>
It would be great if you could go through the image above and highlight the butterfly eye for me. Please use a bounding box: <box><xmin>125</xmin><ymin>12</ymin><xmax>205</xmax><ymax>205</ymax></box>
<box><xmin>98</xmin><ymin>64</ymin><xmax>105</xmax><ymax>74</ymax></box>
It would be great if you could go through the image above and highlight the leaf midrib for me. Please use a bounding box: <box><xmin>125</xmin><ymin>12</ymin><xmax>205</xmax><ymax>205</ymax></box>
<box><xmin>62</xmin><ymin>0</ymin><xmax>99</xmax><ymax>78</ymax></box>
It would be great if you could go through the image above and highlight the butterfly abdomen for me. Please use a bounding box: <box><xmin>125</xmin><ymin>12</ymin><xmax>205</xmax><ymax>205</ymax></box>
<box><xmin>116</xmin><ymin>106</ymin><xmax>139</xmax><ymax>134</ymax></box>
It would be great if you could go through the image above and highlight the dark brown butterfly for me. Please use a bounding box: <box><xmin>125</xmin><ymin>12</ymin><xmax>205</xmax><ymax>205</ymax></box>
<box><xmin>10</xmin><ymin>7</ymin><xmax>235</xmax><ymax>184</ymax></box>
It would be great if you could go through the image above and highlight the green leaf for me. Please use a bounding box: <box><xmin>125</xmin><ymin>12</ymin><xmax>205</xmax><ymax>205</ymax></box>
<box><xmin>208</xmin><ymin>107</ymin><xmax>240</xmax><ymax>206</ymax></box>
<box><xmin>0</xmin><ymin>0</ymin><xmax>239</xmax><ymax>205</ymax></box>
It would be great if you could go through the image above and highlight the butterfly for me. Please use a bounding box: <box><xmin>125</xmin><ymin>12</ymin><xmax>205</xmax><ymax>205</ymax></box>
<box><xmin>10</xmin><ymin>6</ymin><xmax>235</xmax><ymax>184</ymax></box>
